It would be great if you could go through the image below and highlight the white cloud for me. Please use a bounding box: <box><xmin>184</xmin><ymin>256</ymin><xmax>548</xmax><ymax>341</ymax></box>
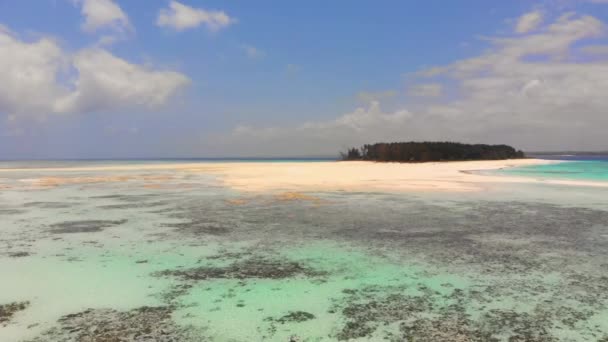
<box><xmin>0</xmin><ymin>31</ymin><xmax>66</xmax><ymax>116</ymax></box>
<box><xmin>408</xmin><ymin>12</ymin><xmax>608</xmax><ymax>149</ymax></box>
<box><xmin>356</xmin><ymin>90</ymin><xmax>397</xmax><ymax>103</ymax></box>
<box><xmin>520</xmin><ymin>79</ymin><xmax>543</xmax><ymax>96</ymax></box>
<box><xmin>581</xmin><ymin>44</ymin><xmax>608</xmax><ymax>54</ymax></box>
<box><xmin>515</xmin><ymin>10</ymin><xmax>543</xmax><ymax>33</ymax></box>
<box><xmin>317</xmin><ymin>101</ymin><xmax>411</xmax><ymax>132</ymax></box>
<box><xmin>408</xmin><ymin>83</ymin><xmax>442</xmax><ymax>97</ymax></box>
<box><xmin>55</xmin><ymin>48</ymin><xmax>190</xmax><ymax>114</ymax></box>
<box><xmin>204</xmin><ymin>102</ymin><xmax>414</xmax><ymax>156</ymax></box>
<box><xmin>241</xmin><ymin>44</ymin><xmax>265</xmax><ymax>59</ymax></box>
<box><xmin>236</xmin><ymin>101</ymin><xmax>410</xmax><ymax>136</ymax></box>
<box><xmin>206</xmin><ymin>12</ymin><xmax>608</xmax><ymax>154</ymax></box>
<box><xmin>157</xmin><ymin>1</ymin><xmax>235</xmax><ymax>32</ymax></box>
<box><xmin>77</xmin><ymin>0</ymin><xmax>131</xmax><ymax>33</ymax></box>
<box><xmin>0</xmin><ymin>28</ymin><xmax>190</xmax><ymax>117</ymax></box>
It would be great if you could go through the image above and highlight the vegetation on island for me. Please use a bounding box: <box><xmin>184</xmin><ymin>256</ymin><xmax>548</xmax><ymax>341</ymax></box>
<box><xmin>341</xmin><ymin>141</ymin><xmax>525</xmax><ymax>162</ymax></box>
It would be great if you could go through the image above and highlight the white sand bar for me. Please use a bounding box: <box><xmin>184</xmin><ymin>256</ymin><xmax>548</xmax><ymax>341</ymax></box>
<box><xmin>202</xmin><ymin>159</ymin><xmax>608</xmax><ymax>192</ymax></box>
<box><xmin>3</xmin><ymin>159</ymin><xmax>607</xmax><ymax>192</ymax></box>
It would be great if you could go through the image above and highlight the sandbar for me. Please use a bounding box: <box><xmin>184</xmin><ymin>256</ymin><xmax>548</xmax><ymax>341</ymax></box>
<box><xmin>2</xmin><ymin>159</ymin><xmax>607</xmax><ymax>192</ymax></box>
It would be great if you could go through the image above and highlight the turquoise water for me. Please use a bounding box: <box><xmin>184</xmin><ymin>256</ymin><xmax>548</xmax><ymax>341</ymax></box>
<box><xmin>499</xmin><ymin>160</ymin><xmax>608</xmax><ymax>182</ymax></box>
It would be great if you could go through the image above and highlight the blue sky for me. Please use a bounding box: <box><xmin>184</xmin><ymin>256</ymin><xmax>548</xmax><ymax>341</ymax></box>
<box><xmin>1</xmin><ymin>0</ymin><xmax>608</xmax><ymax>158</ymax></box>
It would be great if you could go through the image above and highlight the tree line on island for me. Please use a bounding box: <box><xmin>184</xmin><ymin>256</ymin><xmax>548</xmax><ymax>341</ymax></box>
<box><xmin>341</xmin><ymin>142</ymin><xmax>525</xmax><ymax>162</ymax></box>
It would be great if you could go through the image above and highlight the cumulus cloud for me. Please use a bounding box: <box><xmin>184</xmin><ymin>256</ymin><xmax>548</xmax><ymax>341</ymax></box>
<box><xmin>157</xmin><ymin>1</ymin><xmax>235</xmax><ymax>32</ymax></box>
<box><xmin>232</xmin><ymin>101</ymin><xmax>410</xmax><ymax>137</ymax></box>
<box><xmin>356</xmin><ymin>90</ymin><xmax>397</xmax><ymax>103</ymax></box>
<box><xmin>0</xmin><ymin>31</ymin><xmax>66</xmax><ymax>116</ymax></box>
<box><xmin>77</xmin><ymin>0</ymin><xmax>131</xmax><ymax>33</ymax></box>
<box><xmin>55</xmin><ymin>49</ymin><xmax>190</xmax><ymax>114</ymax></box>
<box><xmin>234</xmin><ymin>101</ymin><xmax>410</xmax><ymax>137</ymax></box>
<box><xmin>0</xmin><ymin>28</ymin><xmax>189</xmax><ymax>117</ymax></box>
<box><xmin>408</xmin><ymin>84</ymin><xmax>442</xmax><ymax>97</ymax></box>
<box><xmin>401</xmin><ymin>12</ymin><xmax>608</xmax><ymax>150</ymax></box>
<box><xmin>317</xmin><ymin>101</ymin><xmax>411</xmax><ymax>132</ymax></box>
<box><xmin>205</xmin><ymin>12</ymin><xmax>608</xmax><ymax>154</ymax></box>
<box><xmin>515</xmin><ymin>11</ymin><xmax>543</xmax><ymax>33</ymax></box>
<box><xmin>203</xmin><ymin>102</ymin><xmax>414</xmax><ymax>156</ymax></box>
<box><xmin>581</xmin><ymin>44</ymin><xmax>608</xmax><ymax>54</ymax></box>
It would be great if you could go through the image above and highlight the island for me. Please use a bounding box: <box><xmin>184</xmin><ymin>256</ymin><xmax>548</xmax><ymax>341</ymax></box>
<box><xmin>341</xmin><ymin>141</ymin><xmax>525</xmax><ymax>162</ymax></box>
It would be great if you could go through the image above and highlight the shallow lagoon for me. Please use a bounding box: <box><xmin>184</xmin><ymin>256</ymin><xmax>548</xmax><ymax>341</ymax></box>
<box><xmin>498</xmin><ymin>159</ymin><xmax>608</xmax><ymax>182</ymax></box>
<box><xmin>1</xmin><ymin>162</ymin><xmax>607</xmax><ymax>341</ymax></box>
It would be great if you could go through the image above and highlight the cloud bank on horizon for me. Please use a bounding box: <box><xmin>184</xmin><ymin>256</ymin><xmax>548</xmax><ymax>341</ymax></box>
<box><xmin>1</xmin><ymin>0</ymin><xmax>608</xmax><ymax>158</ymax></box>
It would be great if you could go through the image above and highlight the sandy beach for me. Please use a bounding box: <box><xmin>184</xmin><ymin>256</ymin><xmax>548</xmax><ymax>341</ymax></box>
<box><xmin>3</xmin><ymin>158</ymin><xmax>607</xmax><ymax>192</ymax></box>
<box><xmin>204</xmin><ymin>159</ymin><xmax>558</xmax><ymax>192</ymax></box>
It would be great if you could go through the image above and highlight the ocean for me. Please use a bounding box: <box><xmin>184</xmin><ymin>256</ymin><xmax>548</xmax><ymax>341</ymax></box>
<box><xmin>0</xmin><ymin>157</ymin><xmax>337</xmax><ymax>169</ymax></box>
<box><xmin>498</xmin><ymin>154</ymin><xmax>608</xmax><ymax>182</ymax></box>
<box><xmin>0</xmin><ymin>158</ymin><xmax>607</xmax><ymax>341</ymax></box>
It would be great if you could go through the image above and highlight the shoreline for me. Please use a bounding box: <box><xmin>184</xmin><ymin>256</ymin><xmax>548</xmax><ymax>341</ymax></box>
<box><xmin>1</xmin><ymin>158</ymin><xmax>606</xmax><ymax>192</ymax></box>
<box><xmin>0</xmin><ymin>158</ymin><xmax>546</xmax><ymax>171</ymax></box>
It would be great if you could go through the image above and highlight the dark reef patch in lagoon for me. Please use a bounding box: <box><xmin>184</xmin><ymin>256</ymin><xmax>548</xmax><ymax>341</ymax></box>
<box><xmin>268</xmin><ymin>311</ymin><xmax>315</xmax><ymax>324</ymax></box>
<box><xmin>333</xmin><ymin>286</ymin><xmax>434</xmax><ymax>340</ymax></box>
<box><xmin>0</xmin><ymin>208</ymin><xmax>26</xmax><ymax>215</ymax></box>
<box><xmin>97</xmin><ymin>201</ymin><xmax>170</xmax><ymax>210</ymax></box>
<box><xmin>89</xmin><ymin>194</ymin><xmax>161</xmax><ymax>202</ymax></box>
<box><xmin>27</xmin><ymin>306</ymin><xmax>206</xmax><ymax>342</ymax></box>
<box><xmin>8</xmin><ymin>251</ymin><xmax>30</xmax><ymax>258</ymax></box>
<box><xmin>331</xmin><ymin>282</ymin><xmax>602</xmax><ymax>341</ymax></box>
<box><xmin>156</xmin><ymin>257</ymin><xmax>326</xmax><ymax>281</ymax></box>
<box><xmin>49</xmin><ymin>219</ymin><xmax>127</xmax><ymax>234</ymax></box>
<box><xmin>161</xmin><ymin>204</ymin><xmax>240</xmax><ymax>236</ymax></box>
<box><xmin>262</xmin><ymin>311</ymin><xmax>315</xmax><ymax>341</ymax></box>
<box><xmin>23</xmin><ymin>202</ymin><xmax>74</xmax><ymax>209</ymax></box>
<box><xmin>0</xmin><ymin>301</ymin><xmax>29</xmax><ymax>325</ymax></box>
<box><xmin>328</xmin><ymin>201</ymin><xmax>608</xmax><ymax>274</ymax></box>
<box><xmin>89</xmin><ymin>194</ymin><xmax>125</xmax><ymax>199</ymax></box>
<box><xmin>165</xmin><ymin>220</ymin><xmax>231</xmax><ymax>236</ymax></box>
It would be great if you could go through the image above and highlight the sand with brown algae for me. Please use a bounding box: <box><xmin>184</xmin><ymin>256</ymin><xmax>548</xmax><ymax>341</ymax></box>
<box><xmin>2</xmin><ymin>159</ymin><xmax>607</xmax><ymax>193</ymax></box>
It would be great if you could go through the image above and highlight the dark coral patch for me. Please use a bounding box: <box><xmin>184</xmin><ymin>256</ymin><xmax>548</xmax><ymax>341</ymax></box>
<box><xmin>27</xmin><ymin>306</ymin><xmax>205</xmax><ymax>342</ymax></box>
<box><xmin>8</xmin><ymin>251</ymin><xmax>30</xmax><ymax>258</ymax></box>
<box><xmin>89</xmin><ymin>194</ymin><xmax>159</xmax><ymax>201</ymax></box>
<box><xmin>23</xmin><ymin>202</ymin><xmax>74</xmax><ymax>209</ymax></box>
<box><xmin>0</xmin><ymin>208</ymin><xmax>26</xmax><ymax>215</ymax></box>
<box><xmin>97</xmin><ymin>201</ymin><xmax>169</xmax><ymax>210</ymax></box>
<box><xmin>165</xmin><ymin>220</ymin><xmax>231</xmax><ymax>235</ymax></box>
<box><xmin>156</xmin><ymin>257</ymin><xmax>326</xmax><ymax>281</ymax></box>
<box><xmin>334</xmin><ymin>289</ymin><xmax>433</xmax><ymax>340</ymax></box>
<box><xmin>271</xmin><ymin>311</ymin><xmax>315</xmax><ymax>324</ymax></box>
<box><xmin>0</xmin><ymin>301</ymin><xmax>29</xmax><ymax>324</ymax></box>
<box><xmin>331</xmin><ymin>283</ymin><xmax>597</xmax><ymax>341</ymax></box>
<box><xmin>49</xmin><ymin>219</ymin><xmax>127</xmax><ymax>234</ymax></box>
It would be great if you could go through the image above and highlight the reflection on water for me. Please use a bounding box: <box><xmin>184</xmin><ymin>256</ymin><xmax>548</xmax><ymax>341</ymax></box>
<box><xmin>0</xmin><ymin>164</ymin><xmax>607</xmax><ymax>341</ymax></box>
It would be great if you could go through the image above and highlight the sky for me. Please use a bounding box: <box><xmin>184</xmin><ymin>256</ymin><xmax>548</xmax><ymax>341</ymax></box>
<box><xmin>1</xmin><ymin>0</ymin><xmax>608</xmax><ymax>159</ymax></box>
